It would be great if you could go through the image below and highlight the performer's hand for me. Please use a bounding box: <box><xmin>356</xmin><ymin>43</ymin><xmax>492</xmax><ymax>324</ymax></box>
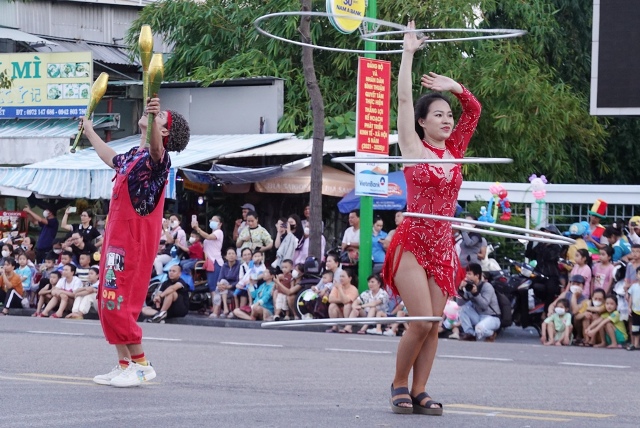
<box><xmin>146</xmin><ymin>97</ymin><xmax>161</xmax><ymax>116</ymax></box>
<box><xmin>403</xmin><ymin>21</ymin><xmax>426</xmax><ymax>53</ymax></box>
<box><xmin>421</xmin><ymin>72</ymin><xmax>463</xmax><ymax>94</ymax></box>
<box><xmin>80</xmin><ymin>116</ymin><xmax>94</xmax><ymax>133</ymax></box>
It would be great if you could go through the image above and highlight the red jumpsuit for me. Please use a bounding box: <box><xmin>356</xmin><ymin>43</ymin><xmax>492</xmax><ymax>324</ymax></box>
<box><xmin>98</xmin><ymin>153</ymin><xmax>166</xmax><ymax>344</ymax></box>
<box><xmin>382</xmin><ymin>86</ymin><xmax>481</xmax><ymax>297</ymax></box>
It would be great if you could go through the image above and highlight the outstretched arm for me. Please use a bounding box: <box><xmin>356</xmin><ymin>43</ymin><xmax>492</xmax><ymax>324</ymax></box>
<box><xmin>80</xmin><ymin>118</ymin><xmax>116</xmax><ymax>168</ymax></box>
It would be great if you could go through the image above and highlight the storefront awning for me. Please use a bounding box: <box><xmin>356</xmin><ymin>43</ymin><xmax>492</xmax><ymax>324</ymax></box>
<box><xmin>0</xmin><ymin>27</ymin><xmax>57</xmax><ymax>46</ymax></box>
<box><xmin>181</xmin><ymin>158</ymin><xmax>311</xmax><ymax>185</ymax></box>
<box><xmin>255</xmin><ymin>165</ymin><xmax>354</xmax><ymax>197</ymax></box>
<box><xmin>35</xmin><ymin>38</ymin><xmax>133</xmax><ymax>66</ymax></box>
<box><xmin>219</xmin><ymin>135</ymin><xmax>399</xmax><ymax>159</ymax></box>
<box><xmin>0</xmin><ymin>133</ymin><xmax>292</xmax><ymax>200</ymax></box>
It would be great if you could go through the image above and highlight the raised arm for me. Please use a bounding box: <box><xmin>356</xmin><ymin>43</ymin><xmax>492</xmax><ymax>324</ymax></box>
<box><xmin>397</xmin><ymin>21</ymin><xmax>426</xmax><ymax>159</ymax></box>
<box><xmin>61</xmin><ymin>208</ymin><xmax>74</xmax><ymax>232</ymax></box>
<box><xmin>80</xmin><ymin>118</ymin><xmax>117</xmax><ymax>168</ymax></box>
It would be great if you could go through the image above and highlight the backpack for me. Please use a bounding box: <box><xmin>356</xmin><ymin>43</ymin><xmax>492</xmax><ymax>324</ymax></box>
<box><xmin>480</xmin><ymin>281</ymin><xmax>512</xmax><ymax>329</ymax></box>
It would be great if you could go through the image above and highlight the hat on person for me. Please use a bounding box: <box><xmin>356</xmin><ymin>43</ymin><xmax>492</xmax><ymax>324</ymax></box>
<box><xmin>569</xmin><ymin>274</ymin><xmax>585</xmax><ymax>284</ymax></box>
<box><xmin>567</xmin><ymin>222</ymin><xmax>588</xmax><ymax>237</ymax></box>
<box><xmin>588</xmin><ymin>199</ymin><xmax>607</xmax><ymax>219</ymax></box>
<box><xmin>240</xmin><ymin>203</ymin><xmax>255</xmax><ymax>211</ymax></box>
<box><xmin>540</xmin><ymin>224</ymin><xmax>560</xmax><ymax>235</ymax></box>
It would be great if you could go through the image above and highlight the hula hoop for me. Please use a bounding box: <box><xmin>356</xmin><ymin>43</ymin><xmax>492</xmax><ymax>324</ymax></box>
<box><xmin>403</xmin><ymin>212</ymin><xmax>576</xmax><ymax>244</ymax></box>
<box><xmin>254</xmin><ymin>11</ymin><xmax>407</xmax><ymax>54</ymax></box>
<box><xmin>454</xmin><ymin>225</ymin><xmax>572</xmax><ymax>246</ymax></box>
<box><xmin>361</xmin><ymin>28</ymin><xmax>527</xmax><ymax>45</ymax></box>
<box><xmin>331</xmin><ymin>156</ymin><xmax>513</xmax><ymax>164</ymax></box>
<box><xmin>261</xmin><ymin>316</ymin><xmax>442</xmax><ymax>329</ymax></box>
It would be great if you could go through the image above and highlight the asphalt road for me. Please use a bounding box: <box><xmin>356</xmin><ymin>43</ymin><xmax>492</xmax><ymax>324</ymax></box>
<box><xmin>0</xmin><ymin>317</ymin><xmax>637</xmax><ymax>428</ymax></box>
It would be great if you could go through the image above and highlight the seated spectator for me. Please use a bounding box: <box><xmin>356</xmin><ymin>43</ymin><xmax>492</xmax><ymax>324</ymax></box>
<box><xmin>371</xmin><ymin>218</ymin><xmax>387</xmax><ymax>275</ymax></box>
<box><xmin>383</xmin><ymin>301</ymin><xmax>409</xmax><ymax>337</ymax></box>
<box><xmin>541</xmin><ymin>298</ymin><xmax>573</xmax><ymax>346</ymax></box>
<box><xmin>457</xmin><ymin>263</ymin><xmax>501</xmax><ymax>341</ymax></box>
<box><xmin>326</xmin><ymin>269</ymin><xmax>360</xmax><ymax>333</ymax></box>
<box><xmin>626</xmin><ymin>266</ymin><xmax>640</xmax><ymax>350</ymax></box>
<box><xmin>34</xmin><ymin>270</ymin><xmax>61</xmax><ymax>317</ymax></box>
<box><xmin>573</xmin><ymin>288</ymin><xmax>606</xmax><ymax>345</ymax></box>
<box><xmin>178</xmin><ymin>230</ymin><xmax>204</xmax><ymax>276</ymax></box>
<box><xmin>56</xmin><ymin>251</ymin><xmax>77</xmax><ymax>271</ymax></box>
<box><xmin>33</xmin><ymin>253</ymin><xmax>57</xmax><ymax>308</ymax></box>
<box><xmin>300</xmin><ymin>270</ymin><xmax>334</xmax><ymax>319</ymax></box>
<box><xmin>273</xmin><ymin>259</ymin><xmax>294</xmax><ymax>321</ymax></box>
<box><xmin>584</xmin><ymin>295</ymin><xmax>628</xmax><ymax>348</ymax></box>
<box><xmin>64</xmin><ymin>232</ymin><xmax>97</xmax><ymax>264</ymax></box>
<box><xmin>548</xmin><ymin>275</ymin><xmax>588</xmax><ymax>322</ymax></box>
<box><xmin>1</xmin><ymin>244</ymin><xmax>15</xmax><ymax>266</ymax></box>
<box><xmin>234</xmin><ymin>250</ymin><xmax>266</xmax><ymax>307</ymax></box>
<box><xmin>147</xmin><ymin>265</ymin><xmax>190</xmax><ymax>323</ymax></box>
<box><xmin>19</xmin><ymin>236</ymin><xmax>37</xmax><ymax>263</ymax></box>
<box><xmin>0</xmin><ymin>257</ymin><xmax>24</xmax><ymax>315</ymax></box>
<box><xmin>382</xmin><ymin>211</ymin><xmax>404</xmax><ymax>251</ymax></box>
<box><xmin>154</xmin><ymin>215</ymin><xmax>187</xmax><ymax>275</ymax></box>
<box><xmin>41</xmin><ymin>264</ymin><xmax>82</xmax><ymax>318</ymax></box>
<box><xmin>592</xmin><ymin>246</ymin><xmax>615</xmax><ymax>295</ymax></box>
<box><xmin>232</xmin><ymin>266</ymin><xmax>276</xmax><ymax>321</ymax></box>
<box><xmin>344</xmin><ymin>274</ymin><xmax>389</xmax><ymax>335</ymax></box>
<box><xmin>341</xmin><ymin>210</ymin><xmax>360</xmax><ymax>258</ymax></box>
<box><xmin>210</xmin><ymin>247</ymin><xmax>241</xmax><ymax>319</ymax></box>
<box><xmin>229</xmin><ymin>247</ymin><xmax>254</xmax><ymax>313</ymax></box>
<box><xmin>603</xmin><ymin>224</ymin><xmax>630</xmax><ymax>263</ymax></box>
<box><xmin>15</xmin><ymin>253</ymin><xmax>34</xmax><ymax>306</ymax></box>
<box><xmin>235</xmin><ymin>211</ymin><xmax>273</xmax><ymax>255</ymax></box>
<box><xmin>75</xmin><ymin>251</ymin><xmax>92</xmax><ymax>286</ymax></box>
<box><xmin>67</xmin><ymin>266</ymin><xmax>99</xmax><ymax>319</ymax></box>
<box><xmin>272</xmin><ymin>262</ymin><xmax>306</xmax><ymax>321</ymax></box>
<box><xmin>272</xmin><ymin>218</ymin><xmax>298</xmax><ymax>270</ymax></box>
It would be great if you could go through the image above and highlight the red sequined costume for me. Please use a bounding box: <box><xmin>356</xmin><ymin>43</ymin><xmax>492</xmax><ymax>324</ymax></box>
<box><xmin>382</xmin><ymin>85</ymin><xmax>481</xmax><ymax>297</ymax></box>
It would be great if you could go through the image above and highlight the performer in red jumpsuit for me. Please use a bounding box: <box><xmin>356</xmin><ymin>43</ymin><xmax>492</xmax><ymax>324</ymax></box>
<box><xmin>80</xmin><ymin>97</ymin><xmax>190</xmax><ymax>387</ymax></box>
<box><xmin>382</xmin><ymin>22</ymin><xmax>481</xmax><ymax>415</ymax></box>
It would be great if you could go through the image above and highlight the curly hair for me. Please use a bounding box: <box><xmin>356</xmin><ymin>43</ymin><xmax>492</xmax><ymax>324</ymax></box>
<box><xmin>165</xmin><ymin>110</ymin><xmax>190</xmax><ymax>152</ymax></box>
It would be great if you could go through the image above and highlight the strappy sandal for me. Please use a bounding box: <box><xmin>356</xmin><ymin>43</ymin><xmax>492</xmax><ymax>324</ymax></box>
<box><xmin>411</xmin><ymin>392</ymin><xmax>443</xmax><ymax>416</ymax></box>
<box><xmin>390</xmin><ymin>384</ymin><xmax>413</xmax><ymax>414</ymax></box>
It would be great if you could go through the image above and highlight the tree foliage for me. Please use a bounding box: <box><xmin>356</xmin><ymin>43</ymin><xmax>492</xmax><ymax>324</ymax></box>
<box><xmin>126</xmin><ymin>0</ymin><xmax>620</xmax><ymax>184</ymax></box>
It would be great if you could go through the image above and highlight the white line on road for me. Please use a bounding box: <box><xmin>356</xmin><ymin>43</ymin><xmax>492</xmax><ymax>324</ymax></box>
<box><xmin>27</xmin><ymin>331</ymin><xmax>84</xmax><ymax>336</ymax></box>
<box><xmin>144</xmin><ymin>337</ymin><xmax>182</xmax><ymax>342</ymax></box>
<box><xmin>347</xmin><ymin>338</ymin><xmax>399</xmax><ymax>343</ymax></box>
<box><xmin>438</xmin><ymin>354</ymin><xmax>513</xmax><ymax>362</ymax></box>
<box><xmin>220</xmin><ymin>342</ymin><xmax>283</xmax><ymax>348</ymax></box>
<box><xmin>60</xmin><ymin>320</ymin><xmax>100</xmax><ymax>326</ymax></box>
<box><xmin>558</xmin><ymin>362</ymin><xmax>630</xmax><ymax>369</ymax></box>
<box><xmin>325</xmin><ymin>348</ymin><xmax>392</xmax><ymax>354</ymax></box>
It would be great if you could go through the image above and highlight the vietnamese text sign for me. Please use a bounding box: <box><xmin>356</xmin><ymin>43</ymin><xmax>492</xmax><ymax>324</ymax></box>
<box><xmin>0</xmin><ymin>52</ymin><xmax>93</xmax><ymax>119</ymax></box>
<box><xmin>326</xmin><ymin>0</ymin><xmax>367</xmax><ymax>34</ymax></box>
<box><xmin>355</xmin><ymin>57</ymin><xmax>391</xmax><ymax>197</ymax></box>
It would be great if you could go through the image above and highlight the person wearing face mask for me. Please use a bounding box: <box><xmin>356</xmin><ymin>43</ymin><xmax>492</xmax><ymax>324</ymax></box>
<box><xmin>273</xmin><ymin>217</ymin><xmax>298</xmax><ymax>270</ymax></box>
<box><xmin>177</xmin><ymin>231</ymin><xmax>204</xmax><ymax>277</ymax></box>
<box><xmin>1</xmin><ymin>244</ymin><xmax>14</xmax><ymax>266</ymax></box>
<box><xmin>23</xmin><ymin>205</ymin><xmax>59</xmax><ymax>263</ymax></box>
<box><xmin>18</xmin><ymin>236</ymin><xmax>37</xmax><ymax>263</ymax></box>
<box><xmin>192</xmin><ymin>215</ymin><xmax>224</xmax><ymax>295</ymax></box>
<box><xmin>548</xmin><ymin>275</ymin><xmax>588</xmax><ymax>324</ymax></box>
<box><xmin>153</xmin><ymin>214</ymin><xmax>187</xmax><ymax>276</ymax></box>
<box><xmin>540</xmin><ymin>298</ymin><xmax>573</xmax><ymax>346</ymax></box>
<box><xmin>573</xmin><ymin>288</ymin><xmax>607</xmax><ymax>345</ymax></box>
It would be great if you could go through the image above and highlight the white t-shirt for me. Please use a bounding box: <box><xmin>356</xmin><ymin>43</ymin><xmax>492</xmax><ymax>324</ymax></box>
<box><xmin>628</xmin><ymin>283</ymin><xmax>640</xmax><ymax>313</ymax></box>
<box><xmin>203</xmin><ymin>229</ymin><xmax>224</xmax><ymax>265</ymax></box>
<box><xmin>56</xmin><ymin>276</ymin><xmax>83</xmax><ymax>292</ymax></box>
<box><xmin>342</xmin><ymin>227</ymin><xmax>360</xmax><ymax>246</ymax></box>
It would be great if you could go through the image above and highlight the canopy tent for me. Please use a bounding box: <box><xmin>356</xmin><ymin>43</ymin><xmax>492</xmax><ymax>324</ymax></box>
<box><xmin>219</xmin><ymin>134</ymin><xmax>399</xmax><ymax>159</ymax></box>
<box><xmin>255</xmin><ymin>165</ymin><xmax>354</xmax><ymax>197</ymax></box>
<box><xmin>181</xmin><ymin>158</ymin><xmax>311</xmax><ymax>185</ymax></box>
<box><xmin>0</xmin><ymin>133</ymin><xmax>292</xmax><ymax>199</ymax></box>
<box><xmin>337</xmin><ymin>171</ymin><xmax>407</xmax><ymax>213</ymax></box>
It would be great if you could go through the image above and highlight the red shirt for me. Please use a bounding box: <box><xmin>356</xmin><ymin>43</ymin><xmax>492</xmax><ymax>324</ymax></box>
<box><xmin>188</xmin><ymin>241</ymin><xmax>204</xmax><ymax>260</ymax></box>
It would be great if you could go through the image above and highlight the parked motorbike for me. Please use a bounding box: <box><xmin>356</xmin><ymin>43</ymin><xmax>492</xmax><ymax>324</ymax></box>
<box><xmin>501</xmin><ymin>258</ymin><xmax>548</xmax><ymax>335</ymax></box>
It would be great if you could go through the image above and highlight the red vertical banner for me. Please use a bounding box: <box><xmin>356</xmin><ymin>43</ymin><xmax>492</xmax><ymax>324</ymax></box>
<box><xmin>355</xmin><ymin>57</ymin><xmax>391</xmax><ymax>196</ymax></box>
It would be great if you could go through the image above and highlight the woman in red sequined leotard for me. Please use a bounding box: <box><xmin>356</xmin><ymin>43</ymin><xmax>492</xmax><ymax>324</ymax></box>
<box><xmin>385</xmin><ymin>22</ymin><xmax>481</xmax><ymax>415</ymax></box>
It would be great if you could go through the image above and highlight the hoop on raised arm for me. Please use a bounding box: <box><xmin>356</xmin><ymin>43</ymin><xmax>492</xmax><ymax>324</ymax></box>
<box><xmin>330</xmin><ymin>156</ymin><xmax>513</xmax><ymax>165</ymax></box>
<box><xmin>253</xmin><ymin>12</ymin><xmax>526</xmax><ymax>55</ymax></box>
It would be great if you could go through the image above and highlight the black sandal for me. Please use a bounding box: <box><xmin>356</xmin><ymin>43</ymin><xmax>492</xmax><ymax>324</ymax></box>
<box><xmin>411</xmin><ymin>392</ymin><xmax>443</xmax><ymax>416</ymax></box>
<box><xmin>390</xmin><ymin>384</ymin><xmax>413</xmax><ymax>414</ymax></box>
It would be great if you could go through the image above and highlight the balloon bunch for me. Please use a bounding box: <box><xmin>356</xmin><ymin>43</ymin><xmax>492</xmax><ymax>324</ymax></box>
<box><xmin>529</xmin><ymin>174</ymin><xmax>548</xmax><ymax>226</ymax></box>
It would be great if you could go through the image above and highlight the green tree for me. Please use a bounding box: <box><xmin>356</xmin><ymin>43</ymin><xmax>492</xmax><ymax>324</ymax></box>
<box><xmin>126</xmin><ymin>0</ymin><xmax>607</xmax><ymax>184</ymax></box>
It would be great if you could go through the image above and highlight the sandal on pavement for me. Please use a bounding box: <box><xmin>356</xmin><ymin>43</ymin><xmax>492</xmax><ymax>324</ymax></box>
<box><xmin>626</xmin><ymin>344</ymin><xmax>637</xmax><ymax>351</ymax></box>
<box><xmin>411</xmin><ymin>392</ymin><xmax>443</xmax><ymax>416</ymax></box>
<box><xmin>390</xmin><ymin>384</ymin><xmax>413</xmax><ymax>414</ymax></box>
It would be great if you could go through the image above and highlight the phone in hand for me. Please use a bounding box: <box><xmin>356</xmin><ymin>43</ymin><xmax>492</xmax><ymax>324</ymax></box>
<box><xmin>68</xmin><ymin>207</ymin><xmax>77</xmax><ymax>213</ymax></box>
<box><xmin>192</xmin><ymin>215</ymin><xmax>197</xmax><ymax>223</ymax></box>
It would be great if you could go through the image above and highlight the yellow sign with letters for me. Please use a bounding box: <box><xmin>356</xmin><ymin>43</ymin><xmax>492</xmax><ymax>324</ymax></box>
<box><xmin>326</xmin><ymin>0</ymin><xmax>367</xmax><ymax>34</ymax></box>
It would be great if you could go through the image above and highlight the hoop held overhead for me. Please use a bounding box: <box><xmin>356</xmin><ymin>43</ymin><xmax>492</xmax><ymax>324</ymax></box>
<box><xmin>361</xmin><ymin>27</ymin><xmax>527</xmax><ymax>44</ymax></box>
<box><xmin>454</xmin><ymin>225</ymin><xmax>572</xmax><ymax>246</ymax></box>
<box><xmin>331</xmin><ymin>156</ymin><xmax>513</xmax><ymax>164</ymax></box>
<box><xmin>261</xmin><ymin>316</ymin><xmax>443</xmax><ymax>328</ymax></box>
<box><xmin>403</xmin><ymin>212</ymin><xmax>576</xmax><ymax>245</ymax></box>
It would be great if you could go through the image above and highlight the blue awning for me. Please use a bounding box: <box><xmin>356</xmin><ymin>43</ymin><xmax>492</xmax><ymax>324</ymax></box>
<box><xmin>182</xmin><ymin>158</ymin><xmax>311</xmax><ymax>185</ymax></box>
<box><xmin>0</xmin><ymin>133</ymin><xmax>292</xmax><ymax>199</ymax></box>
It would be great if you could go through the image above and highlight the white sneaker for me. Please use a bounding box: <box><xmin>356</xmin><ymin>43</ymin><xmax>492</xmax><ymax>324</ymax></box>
<box><xmin>93</xmin><ymin>365</ymin><xmax>125</xmax><ymax>386</ymax></box>
<box><xmin>110</xmin><ymin>362</ymin><xmax>156</xmax><ymax>388</ymax></box>
<box><xmin>382</xmin><ymin>329</ymin><xmax>396</xmax><ymax>337</ymax></box>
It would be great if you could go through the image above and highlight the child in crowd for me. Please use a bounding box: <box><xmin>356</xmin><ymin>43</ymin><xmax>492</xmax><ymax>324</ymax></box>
<box><xmin>67</xmin><ymin>266</ymin><xmax>99</xmax><ymax>319</ymax></box>
<box><xmin>40</xmin><ymin>264</ymin><xmax>82</xmax><ymax>318</ymax></box>
<box><xmin>233</xmin><ymin>266</ymin><xmax>275</xmax><ymax>321</ymax></box>
<box><xmin>56</xmin><ymin>251</ymin><xmax>76</xmax><ymax>271</ymax></box>
<box><xmin>541</xmin><ymin>298</ymin><xmax>572</xmax><ymax>346</ymax></box>
<box><xmin>231</xmin><ymin>247</ymin><xmax>254</xmax><ymax>312</ymax></box>
<box><xmin>34</xmin><ymin>270</ymin><xmax>60</xmax><ymax>316</ymax></box>
<box><xmin>36</xmin><ymin>252</ymin><xmax>57</xmax><ymax>290</ymax></box>
<box><xmin>592</xmin><ymin>246</ymin><xmax>615</xmax><ymax>295</ymax></box>
<box><xmin>178</xmin><ymin>231</ymin><xmax>204</xmax><ymax>276</ymax></box>
<box><xmin>549</xmin><ymin>275</ymin><xmax>588</xmax><ymax>319</ymax></box>
<box><xmin>573</xmin><ymin>288</ymin><xmax>606</xmax><ymax>344</ymax></box>
<box><xmin>311</xmin><ymin>271</ymin><xmax>334</xmax><ymax>298</ymax></box>
<box><xmin>15</xmin><ymin>253</ymin><xmax>34</xmax><ymax>306</ymax></box>
<box><xmin>383</xmin><ymin>300</ymin><xmax>409</xmax><ymax>337</ymax></box>
<box><xmin>625</xmin><ymin>266</ymin><xmax>640</xmax><ymax>351</ymax></box>
<box><xmin>75</xmin><ymin>252</ymin><xmax>92</xmax><ymax>286</ymax></box>
<box><xmin>584</xmin><ymin>296</ymin><xmax>628</xmax><ymax>348</ymax></box>
<box><xmin>440</xmin><ymin>298</ymin><xmax>461</xmax><ymax>340</ymax></box>
<box><xmin>624</xmin><ymin>245</ymin><xmax>640</xmax><ymax>290</ymax></box>
<box><xmin>569</xmin><ymin>249</ymin><xmax>592</xmax><ymax>297</ymax></box>
<box><xmin>346</xmin><ymin>274</ymin><xmax>389</xmax><ymax>335</ymax></box>
<box><xmin>273</xmin><ymin>259</ymin><xmax>294</xmax><ymax>321</ymax></box>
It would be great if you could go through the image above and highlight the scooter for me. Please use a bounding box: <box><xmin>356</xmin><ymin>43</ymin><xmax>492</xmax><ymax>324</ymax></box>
<box><xmin>502</xmin><ymin>257</ymin><xmax>547</xmax><ymax>336</ymax></box>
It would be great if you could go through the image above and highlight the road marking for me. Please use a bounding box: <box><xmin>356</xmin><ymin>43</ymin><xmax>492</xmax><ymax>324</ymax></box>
<box><xmin>27</xmin><ymin>331</ymin><xmax>84</xmax><ymax>336</ymax></box>
<box><xmin>347</xmin><ymin>338</ymin><xmax>398</xmax><ymax>343</ymax></box>
<box><xmin>438</xmin><ymin>354</ymin><xmax>513</xmax><ymax>362</ymax></box>
<box><xmin>220</xmin><ymin>341</ymin><xmax>283</xmax><ymax>348</ymax></box>
<box><xmin>0</xmin><ymin>375</ymin><xmax>92</xmax><ymax>387</ymax></box>
<box><xmin>448</xmin><ymin>404</ymin><xmax>615</xmax><ymax>418</ymax></box>
<box><xmin>445</xmin><ymin>410</ymin><xmax>570</xmax><ymax>422</ymax></box>
<box><xmin>144</xmin><ymin>337</ymin><xmax>182</xmax><ymax>342</ymax></box>
<box><xmin>558</xmin><ymin>362</ymin><xmax>630</xmax><ymax>369</ymax></box>
<box><xmin>325</xmin><ymin>348</ymin><xmax>392</xmax><ymax>354</ymax></box>
<box><xmin>60</xmin><ymin>320</ymin><xmax>100</xmax><ymax>326</ymax></box>
<box><xmin>20</xmin><ymin>373</ymin><xmax>93</xmax><ymax>381</ymax></box>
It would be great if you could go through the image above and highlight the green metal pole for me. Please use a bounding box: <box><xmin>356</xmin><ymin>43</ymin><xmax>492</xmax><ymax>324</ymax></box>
<box><xmin>357</xmin><ymin>0</ymin><xmax>377</xmax><ymax>293</ymax></box>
